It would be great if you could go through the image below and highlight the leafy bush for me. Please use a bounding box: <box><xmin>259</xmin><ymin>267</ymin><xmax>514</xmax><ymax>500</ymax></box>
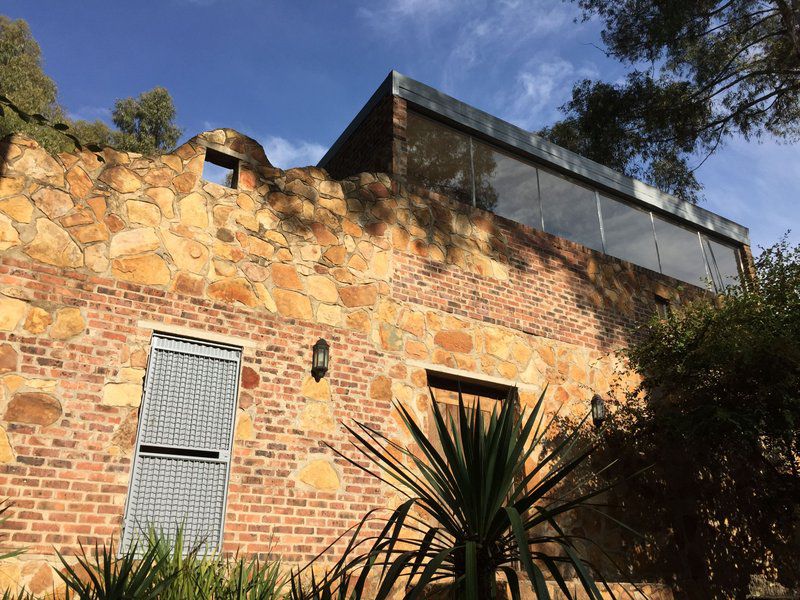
<box><xmin>589</xmin><ymin>237</ymin><xmax>800</xmax><ymax>597</ymax></box>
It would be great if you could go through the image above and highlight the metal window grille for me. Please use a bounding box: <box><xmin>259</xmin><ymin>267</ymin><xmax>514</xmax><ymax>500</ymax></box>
<box><xmin>121</xmin><ymin>334</ymin><xmax>241</xmax><ymax>555</ymax></box>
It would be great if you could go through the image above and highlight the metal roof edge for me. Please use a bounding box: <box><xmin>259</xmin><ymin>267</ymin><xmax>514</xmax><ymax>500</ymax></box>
<box><xmin>319</xmin><ymin>70</ymin><xmax>750</xmax><ymax>246</ymax></box>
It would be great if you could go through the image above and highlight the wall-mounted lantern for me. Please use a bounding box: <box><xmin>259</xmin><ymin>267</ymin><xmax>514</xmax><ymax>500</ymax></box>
<box><xmin>311</xmin><ymin>338</ymin><xmax>330</xmax><ymax>382</ymax></box>
<box><xmin>591</xmin><ymin>394</ymin><xmax>606</xmax><ymax>428</ymax></box>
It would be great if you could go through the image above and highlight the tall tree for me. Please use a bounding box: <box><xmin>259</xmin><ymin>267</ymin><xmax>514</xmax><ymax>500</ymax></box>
<box><xmin>0</xmin><ymin>15</ymin><xmax>71</xmax><ymax>153</ymax></box>
<box><xmin>111</xmin><ymin>87</ymin><xmax>182</xmax><ymax>155</ymax></box>
<box><xmin>542</xmin><ymin>1</ymin><xmax>800</xmax><ymax>202</ymax></box>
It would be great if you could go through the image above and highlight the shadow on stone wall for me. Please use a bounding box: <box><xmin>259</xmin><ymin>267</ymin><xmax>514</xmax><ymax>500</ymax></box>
<box><xmin>553</xmin><ymin>391</ymin><xmax>800</xmax><ymax>600</ymax></box>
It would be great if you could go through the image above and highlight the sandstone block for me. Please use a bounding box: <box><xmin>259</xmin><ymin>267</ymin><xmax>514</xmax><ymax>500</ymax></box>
<box><xmin>0</xmin><ymin>344</ymin><xmax>16</xmax><ymax>373</ymax></box>
<box><xmin>307</xmin><ymin>275</ymin><xmax>338</xmax><ymax>303</ymax></box>
<box><xmin>207</xmin><ymin>277</ymin><xmax>259</xmax><ymax>307</ymax></box>
<box><xmin>0</xmin><ymin>214</ymin><xmax>19</xmax><ymax>251</ymax></box>
<box><xmin>5</xmin><ymin>392</ymin><xmax>61</xmax><ymax>426</ymax></box>
<box><xmin>127</xmin><ymin>200</ymin><xmax>161</xmax><ymax>226</ymax></box>
<box><xmin>241</xmin><ymin>366</ymin><xmax>259</xmax><ymax>389</ymax></box>
<box><xmin>146</xmin><ymin>187</ymin><xmax>176</xmax><ymax>218</ymax></box>
<box><xmin>298</xmin><ymin>460</ymin><xmax>339</xmax><ymax>491</ymax></box>
<box><xmin>0</xmin><ymin>176</ymin><xmax>24</xmax><ymax>197</ymax></box>
<box><xmin>112</xmin><ymin>254</ymin><xmax>171</xmax><ymax>285</ymax></box>
<box><xmin>0</xmin><ymin>427</ymin><xmax>13</xmax><ymax>463</ymax></box>
<box><xmin>0</xmin><ymin>195</ymin><xmax>34</xmax><ymax>223</ymax></box>
<box><xmin>66</xmin><ymin>166</ymin><xmax>93</xmax><ymax>198</ymax></box>
<box><xmin>179</xmin><ymin>192</ymin><xmax>208</xmax><ymax>228</ymax></box>
<box><xmin>271</xmin><ymin>263</ymin><xmax>302</xmax><ymax>290</ymax></box>
<box><xmin>339</xmin><ymin>284</ymin><xmax>378</xmax><ymax>307</ymax></box>
<box><xmin>49</xmin><ymin>307</ymin><xmax>85</xmax><ymax>339</ymax></box>
<box><xmin>162</xmin><ymin>231</ymin><xmax>209</xmax><ymax>274</ymax></box>
<box><xmin>235</xmin><ymin>409</ymin><xmax>255</xmax><ymax>441</ymax></box>
<box><xmin>300</xmin><ymin>401</ymin><xmax>336</xmax><ymax>433</ymax></box>
<box><xmin>0</xmin><ymin>297</ymin><xmax>27</xmax><ymax>331</ymax></box>
<box><xmin>273</xmin><ymin>289</ymin><xmax>313</xmax><ymax>320</ymax></box>
<box><xmin>434</xmin><ymin>330</ymin><xmax>473</xmax><ymax>353</ymax></box>
<box><xmin>171</xmin><ymin>271</ymin><xmax>205</xmax><ymax>296</ymax></box>
<box><xmin>370</xmin><ymin>375</ymin><xmax>392</xmax><ymax>401</ymax></box>
<box><xmin>301</xmin><ymin>376</ymin><xmax>331</xmax><ymax>402</ymax></box>
<box><xmin>102</xmin><ymin>382</ymin><xmax>143</xmax><ymax>407</ymax></box>
<box><xmin>110</xmin><ymin>228</ymin><xmax>160</xmax><ymax>257</ymax></box>
<box><xmin>99</xmin><ymin>165</ymin><xmax>141</xmax><ymax>193</ymax></box>
<box><xmin>85</xmin><ymin>244</ymin><xmax>109</xmax><ymax>272</ymax></box>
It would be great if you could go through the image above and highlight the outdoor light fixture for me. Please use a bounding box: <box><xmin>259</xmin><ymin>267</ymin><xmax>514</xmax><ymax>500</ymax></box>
<box><xmin>311</xmin><ymin>338</ymin><xmax>330</xmax><ymax>382</ymax></box>
<box><xmin>591</xmin><ymin>394</ymin><xmax>606</xmax><ymax>428</ymax></box>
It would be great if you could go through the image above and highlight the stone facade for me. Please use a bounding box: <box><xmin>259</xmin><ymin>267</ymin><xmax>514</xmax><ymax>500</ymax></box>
<box><xmin>0</xmin><ymin>128</ymin><xmax>690</xmax><ymax>596</ymax></box>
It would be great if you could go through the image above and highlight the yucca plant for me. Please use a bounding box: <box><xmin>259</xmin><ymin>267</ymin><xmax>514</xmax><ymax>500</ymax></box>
<box><xmin>0</xmin><ymin>499</ymin><xmax>23</xmax><ymax>562</ymax></box>
<box><xmin>57</xmin><ymin>539</ymin><xmax>178</xmax><ymax>600</ymax></box>
<box><xmin>332</xmin><ymin>387</ymin><xmax>627</xmax><ymax>599</ymax></box>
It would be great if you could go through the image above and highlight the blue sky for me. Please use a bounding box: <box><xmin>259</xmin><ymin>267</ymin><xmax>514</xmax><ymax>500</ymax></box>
<box><xmin>5</xmin><ymin>0</ymin><xmax>797</xmax><ymax>250</ymax></box>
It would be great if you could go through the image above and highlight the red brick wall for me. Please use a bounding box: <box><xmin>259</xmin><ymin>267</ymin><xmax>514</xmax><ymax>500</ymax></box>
<box><xmin>0</xmin><ymin>128</ymin><xmax>690</xmax><ymax>595</ymax></box>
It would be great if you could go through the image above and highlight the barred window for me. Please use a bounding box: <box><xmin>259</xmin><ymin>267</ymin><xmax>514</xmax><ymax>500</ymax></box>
<box><xmin>121</xmin><ymin>334</ymin><xmax>242</xmax><ymax>555</ymax></box>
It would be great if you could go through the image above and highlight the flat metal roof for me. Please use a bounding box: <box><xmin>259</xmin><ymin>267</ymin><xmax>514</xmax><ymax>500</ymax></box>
<box><xmin>319</xmin><ymin>71</ymin><xmax>749</xmax><ymax>246</ymax></box>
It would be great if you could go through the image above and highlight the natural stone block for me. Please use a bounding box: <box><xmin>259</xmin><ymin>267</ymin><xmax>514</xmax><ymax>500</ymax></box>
<box><xmin>370</xmin><ymin>375</ymin><xmax>392</xmax><ymax>401</ymax></box>
<box><xmin>298</xmin><ymin>459</ymin><xmax>340</xmax><ymax>491</ymax></box>
<box><xmin>50</xmin><ymin>307</ymin><xmax>85</xmax><ymax>339</ymax></box>
<box><xmin>300</xmin><ymin>401</ymin><xmax>336</xmax><ymax>433</ymax></box>
<box><xmin>146</xmin><ymin>187</ymin><xmax>175</xmax><ymax>218</ymax></box>
<box><xmin>99</xmin><ymin>165</ymin><xmax>141</xmax><ymax>193</ymax></box>
<box><xmin>207</xmin><ymin>277</ymin><xmax>259</xmax><ymax>307</ymax></box>
<box><xmin>102</xmin><ymin>382</ymin><xmax>143</xmax><ymax>407</ymax></box>
<box><xmin>0</xmin><ymin>195</ymin><xmax>34</xmax><ymax>223</ymax></box>
<box><xmin>323</xmin><ymin>245</ymin><xmax>346</xmax><ymax>265</ymax></box>
<box><xmin>0</xmin><ymin>176</ymin><xmax>25</xmax><ymax>198</ymax></box>
<box><xmin>71</xmin><ymin>222</ymin><xmax>108</xmax><ymax>244</ymax></box>
<box><xmin>5</xmin><ymin>392</ymin><xmax>61</xmax><ymax>426</ymax></box>
<box><xmin>307</xmin><ymin>276</ymin><xmax>338</xmax><ymax>303</ymax></box>
<box><xmin>85</xmin><ymin>244</ymin><xmax>109</xmax><ymax>273</ymax></box>
<box><xmin>0</xmin><ymin>427</ymin><xmax>13</xmax><ymax>463</ymax></box>
<box><xmin>311</xmin><ymin>222</ymin><xmax>338</xmax><ymax>245</ymax></box>
<box><xmin>339</xmin><ymin>284</ymin><xmax>378</xmax><ymax>307</ymax></box>
<box><xmin>0</xmin><ymin>297</ymin><xmax>27</xmax><ymax>331</ymax></box>
<box><xmin>25</xmin><ymin>217</ymin><xmax>83</xmax><ymax>266</ymax></box>
<box><xmin>127</xmin><ymin>200</ymin><xmax>161</xmax><ymax>226</ymax></box>
<box><xmin>316</xmin><ymin>303</ymin><xmax>342</xmax><ymax>326</ymax></box>
<box><xmin>0</xmin><ymin>344</ymin><xmax>16</xmax><ymax>373</ymax></box>
<box><xmin>110</xmin><ymin>228</ymin><xmax>160</xmax><ymax>257</ymax></box>
<box><xmin>434</xmin><ymin>330</ymin><xmax>473</xmax><ymax>353</ymax></box>
<box><xmin>235</xmin><ymin>409</ymin><xmax>255</xmax><ymax>441</ymax></box>
<box><xmin>179</xmin><ymin>193</ymin><xmax>208</xmax><ymax>228</ymax></box>
<box><xmin>271</xmin><ymin>263</ymin><xmax>303</xmax><ymax>290</ymax></box>
<box><xmin>23</xmin><ymin>306</ymin><xmax>51</xmax><ymax>334</ymax></box>
<box><xmin>274</xmin><ymin>289</ymin><xmax>313</xmax><ymax>320</ymax></box>
<box><xmin>162</xmin><ymin>231</ymin><xmax>209</xmax><ymax>274</ymax></box>
<box><xmin>241</xmin><ymin>366</ymin><xmax>259</xmax><ymax>389</ymax></box>
<box><xmin>0</xmin><ymin>214</ymin><xmax>19</xmax><ymax>251</ymax></box>
<box><xmin>112</xmin><ymin>254</ymin><xmax>171</xmax><ymax>285</ymax></box>
<box><xmin>66</xmin><ymin>166</ymin><xmax>93</xmax><ymax>198</ymax></box>
<box><xmin>301</xmin><ymin>376</ymin><xmax>331</xmax><ymax>402</ymax></box>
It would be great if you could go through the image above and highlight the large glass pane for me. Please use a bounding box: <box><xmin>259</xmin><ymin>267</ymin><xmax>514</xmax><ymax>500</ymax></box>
<box><xmin>702</xmin><ymin>235</ymin><xmax>741</xmax><ymax>291</ymax></box>
<box><xmin>538</xmin><ymin>168</ymin><xmax>603</xmax><ymax>251</ymax></box>
<box><xmin>653</xmin><ymin>215</ymin><xmax>708</xmax><ymax>285</ymax></box>
<box><xmin>599</xmin><ymin>195</ymin><xmax>660</xmax><ymax>272</ymax></box>
<box><xmin>471</xmin><ymin>139</ymin><xmax>542</xmax><ymax>228</ymax></box>
<box><xmin>406</xmin><ymin>111</ymin><xmax>473</xmax><ymax>206</ymax></box>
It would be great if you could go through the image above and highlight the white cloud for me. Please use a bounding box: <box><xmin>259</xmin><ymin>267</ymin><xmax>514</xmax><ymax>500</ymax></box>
<box><xmin>498</xmin><ymin>57</ymin><xmax>598</xmax><ymax>130</ymax></box>
<box><xmin>261</xmin><ymin>136</ymin><xmax>328</xmax><ymax>169</ymax></box>
<box><xmin>67</xmin><ymin>105</ymin><xmax>112</xmax><ymax>122</ymax></box>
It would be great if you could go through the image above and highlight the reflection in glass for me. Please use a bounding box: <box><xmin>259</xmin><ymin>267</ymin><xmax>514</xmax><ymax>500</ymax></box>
<box><xmin>406</xmin><ymin>112</ymin><xmax>473</xmax><ymax>206</ymax></box>
<box><xmin>653</xmin><ymin>216</ymin><xmax>708</xmax><ymax>285</ymax></box>
<box><xmin>539</xmin><ymin>168</ymin><xmax>603</xmax><ymax>251</ymax></box>
<box><xmin>599</xmin><ymin>195</ymin><xmax>660</xmax><ymax>272</ymax></box>
<box><xmin>702</xmin><ymin>236</ymin><xmax>740</xmax><ymax>291</ymax></box>
<box><xmin>471</xmin><ymin>140</ymin><xmax>542</xmax><ymax>229</ymax></box>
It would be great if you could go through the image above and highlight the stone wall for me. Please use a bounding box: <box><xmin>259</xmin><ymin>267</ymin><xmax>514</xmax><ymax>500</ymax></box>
<box><xmin>0</xmin><ymin>128</ymin><xmax>690</xmax><ymax>595</ymax></box>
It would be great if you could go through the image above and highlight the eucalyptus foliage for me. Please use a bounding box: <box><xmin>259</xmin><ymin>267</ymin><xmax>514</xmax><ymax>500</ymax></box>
<box><xmin>542</xmin><ymin>1</ymin><xmax>800</xmax><ymax>202</ymax></box>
